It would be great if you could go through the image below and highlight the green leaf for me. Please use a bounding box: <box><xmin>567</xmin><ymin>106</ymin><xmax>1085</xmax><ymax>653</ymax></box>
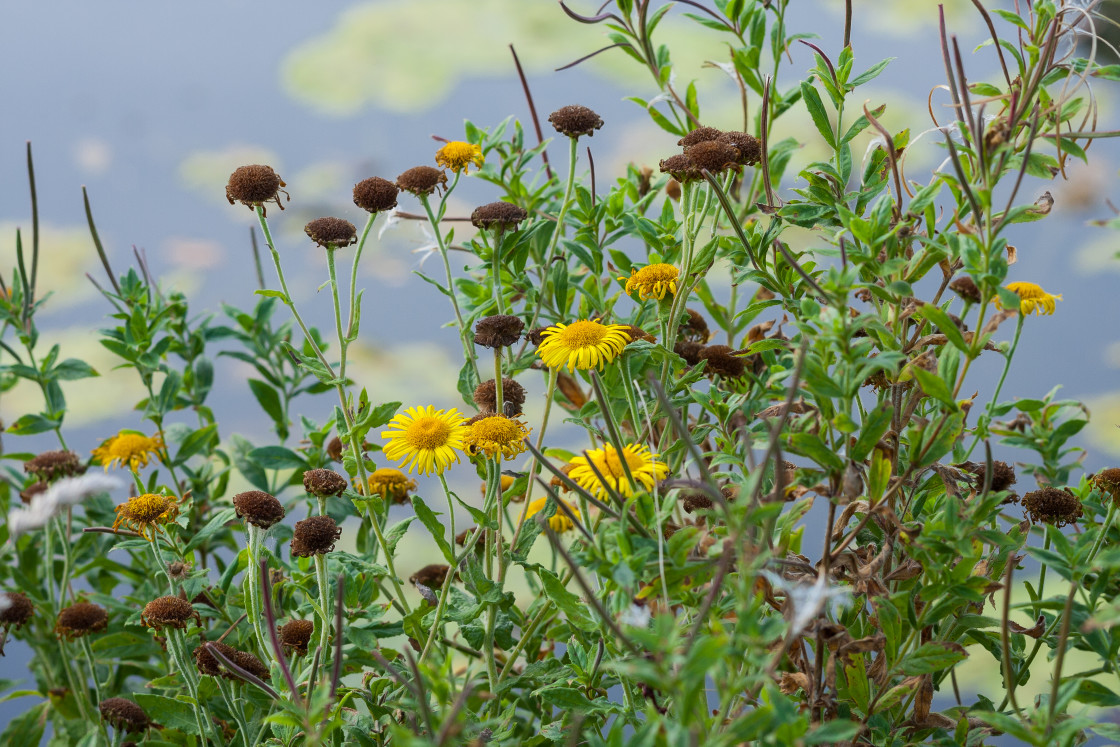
<box><xmin>910</xmin><ymin>366</ymin><xmax>958</xmax><ymax>409</ymax></box>
<box><xmin>248</xmin><ymin>378</ymin><xmax>285</xmax><ymax>426</ymax></box>
<box><xmin>850</xmin><ymin>402</ymin><xmax>893</xmax><ymax>463</ymax></box>
<box><xmin>537</xmin><ymin>568</ymin><xmax>596</xmax><ymax>633</ymax></box>
<box><xmin>383</xmin><ymin>517</ymin><xmax>414</xmax><ymax>557</ymax></box>
<box><xmin>803</xmin><ymin>719</ymin><xmax>863</xmax><ymax>745</ymax></box>
<box><xmin>410</xmin><ymin>495</ymin><xmax>454</xmax><ymax>564</ymax></box>
<box><xmin>185</xmin><ymin>507</ymin><xmax>237</xmax><ymax>551</ymax></box>
<box><xmin>800</xmin><ymin>81</ymin><xmax>834</xmax><ymax>147</ymax></box>
<box><xmin>915</xmin><ymin>304</ymin><xmax>969</xmax><ymax>353</ymax></box>
<box><xmin>848</xmin><ymin>58</ymin><xmax>893</xmax><ymax>88</ymax></box>
<box><xmin>248</xmin><ymin>445</ymin><xmax>306</xmax><ymax>470</ymax></box>
<box><xmin>0</xmin><ymin>701</ymin><xmax>47</xmax><ymax>747</ymax></box>
<box><xmin>787</xmin><ymin>432</ymin><xmax>845</xmax><ymax>472</ymax></box>
<box><xmin>5</xmin><ymin>413</ymin><xmax>61</xmax><ymax>435</ymax></box>
<box><xmin>175</xmin><ymin>423</ymin><xmax>219</xmax><ymax>463</ymax></box>
<box><xmin>135</xmin><ymin>693</ymin><xmax>199</xmax><ymax>734</ymax></box>
<box><xmin>899</xmin><ymin>642</ymin><xmax>967</xmax><ymax>674</ymax></box>
<box><xmin>51</xmin><ymin>358</ymin><xmax>99</xmax><ymax>380</ymax></box>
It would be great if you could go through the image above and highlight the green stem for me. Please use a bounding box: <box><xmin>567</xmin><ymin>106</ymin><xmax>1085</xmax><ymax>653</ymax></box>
<box><xmin>166</xmin><ymin>628</ymin><xmax>219</xmax><ymax>746</ymax></box>
<box><xmin>511</xmin><ymin>368</ymin><xmax>559</xmax><ymax>545</ymax></box>
<box><xmin>244</xmin><ymin>526</ymin><xmax>272</xmax><ymax>662</ymax></box>
<box><xmin>215</xmin><ymin>678</ymin><xmax>252</xmax><ymax>747</ymax></box>
<box><xmin>313</xmin><ymin>554</ymin><xmax>332</xmax><ymax>680</ymax></box>
<box><xmin>964</xmin><ymin>312</ymin><xmax>1024</xmax><ymax>459</ymax></box>
<box><xmin>494</xmin><ymin>349</ymin><xmax>504</xmax><ymax>417</ymax></box>
<box><xmin>347</xmin><ymin>213</ymin><xmax>376</xmax><ymax>340</ymax></box>
<box><xmin>419</xmin><ymin>191</ymin><xmax>478</xmax><ymax>381</ymax></box>
<box><xmin>59</xmin><ymin>640</ymin><xmax>92</xmax><ymax>723</ymax></box>
<box><xmin>417</xmin><ymin>473</ymin><xmax>462</xmax><ymax>664</ymax></box>
<box><xmin>326</xmin><ymin>248</ymin><xmax>347</xmax><ymax>380</ymax></box>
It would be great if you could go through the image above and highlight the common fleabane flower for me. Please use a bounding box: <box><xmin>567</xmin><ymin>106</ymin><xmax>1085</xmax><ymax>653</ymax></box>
<box><xmin>568</xmin><ymin>443</ymin><xmax>669</xmax><ymax>500</ymax></box>
<box><xmin>381</xmin><ymin>406</ymin><xmax>468</xmax><ymax>475</ymax></box>
<box><xmin>536</xmin><ymin>319</ymin><xmax>630</xmax><ymax>372</ymax></box>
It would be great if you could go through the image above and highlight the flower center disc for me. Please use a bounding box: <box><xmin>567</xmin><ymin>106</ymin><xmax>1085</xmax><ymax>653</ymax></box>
<box><xmin>558</xmin><ymin>320</ymin><xmax>607</xmax><ymax>349</ymax></box>
<box><xmin>405</xmin><ymin>417</ymin><xmax>452</xmax><ymax>449</ymax></box>
<box><xmin>128</xmin><ymin>494</ymin><xmax>170</xmax><ymax>521</ymax></box>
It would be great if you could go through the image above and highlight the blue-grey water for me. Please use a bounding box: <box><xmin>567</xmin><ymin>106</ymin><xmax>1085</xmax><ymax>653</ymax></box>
<box><xmin>1</xmin><ymin>1</ymin><xmax>1118</xmax><ymax>743</ymax></box>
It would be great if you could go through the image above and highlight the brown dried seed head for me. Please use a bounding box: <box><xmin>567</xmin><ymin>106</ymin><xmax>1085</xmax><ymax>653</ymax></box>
<box><xmin>304</xmin><ymin>217</ymin><xmax>357</xmax><ymax>248</ymax></box>
<box><xmin>473</xmin><ymin>378</ymin><xmax>527</xmax><ymax>416</ymax></box>
<box><xmin>98</xmin><ymin>698</ymin><xmax>150</xmax><ymax>733</ymax></box>
<box><xmin>1092</xmin><ymin>468</ymin><xmax>1120</xmax><ymax>505</ymax></box>
<box><xmin>680</xmin><ymin>309</ymin><xmax>709</xmax><ymax>342</ymax></box>
<box><xmin>1</xmin><ymin>592</ymin><xmax>34</xmax><ymax>629</ymax></box>
<box><xmin>24</xmin><ymin>450</ymin><xmax>84</xmax><ymax>481</ymax></box>
<box><xmin>718</xmin><ymin>131</ymin><xmax>762</xmax><ymax>166</ymax></box>
<box><xmin>474</xmin><ymin>315</ymin><xmax>525</xmax><ymax>349</ymax></box>
<box><xmin>685</xmin><ymin>140</ymin><xmax>741</xmax><ymax>174</ymax></box>
<box><xmin>291</xmin><ymin>515</ymin><xmax>342</xmax><ymax>557</ymax></box>
<box><xmin>194</xmin><ymin>641</ymin><xmax>237</xmax><ymax>677</ymax></box>
<box><xmin>231</xmin><ymin>649</ymin><xmax>270</xmax><ymax>680</ymax></box>
<box><xmin>678</xmin><ymin>126</ymin><xmax>724</xmax><ymax>148</ymax></box>
<box><xmin>19</xmin><ymin>481</ymin><xmax>48</xmax><ymax>505</ymax></box>
<box><xmin>232</xmin><ymin>490</ymin><xmax>286</xmax><ymax>529</ymax></box>
<box><xmin>949</xmin><ymin>276</ymin><xmax>982</xmax><ymax>304</ymax></box>
<box><xmin>682</xmin><ymin>491</ymin><xmax>713</xmax><ymax>513</ymax></box>
<box><xmin>167</xmin><ymin>561</ymin><xmax>191</xmax><ymax>580</ymax></box>
<box><xmin>619</xmin><ymin>325</ymin><xmax>656</xmax><ymax>344</ymax></box>
<box><xmin>279</xmin><ymin>619</ymin><xmax>314</xmax><ymax>656</ymax></box>
<box><xmin>959</xmin><ymin>460</ymin><xmax>1017</xmax><ymax>493</ymax></box>
<box><xmin>698</xmin><ymin>345</ymin><xmax>746</xmax><ymax>379</ymax></box>
<box><xmin>353</xmin><ymin>176</ymin><xmax>399</xmax><ymax>213</ymax></box>
<box><xmin>143</xmin><ymin>596</ymin><xmax>196</xmax><ymax>629</ymax></box>
<box><xmin>410</xmin><ymin>564</ymin><xmax>450</xmax><ymax>588</ymax></box>
<box><xmin>303</xmin><ymin>468</ymin><xmax>348</xmax><ymax>498</ymax></box>
<box><xmin>548</xmin><ymin>105</ymin><xmax>604</xmax><ymax>138</ymax></box>
<box><xmin>1022</xmin><ymin>487</ymin><xmax>1083</xmax><ymax>527</ymax></box>
<box><xmin>226</xmin><ymin>165</ymin><xmax>286</xmax><ymax>213</ymax></box>
<box><xmin>396</xmin><ymin>166</ymin><xmax>447</xmax><ymax>196</ymax></box>
<box><xmin>665</xmin><ymin>178</ymin><xmax>682</xmax><ymax>201</ymax></box>
<box><xmin>673</xmin><ymin>340</ymin><xmax>704</xmax><ymax>366</ymax></box>
<box><xmin>526</xmin><ymin>326</ymin><xmax>550</xmax><ymax>347</ymax></box>
<box><xmin>326</xmin><ymin>436</ymin><xmax>344</xmax><ymax>462</ymax></box>
<box><xmin>55</xmin><ymin>602</ymin><xmax>108</xmax><ymax>639</ymax></box>
<box><xmin>471</xmin><ymin>201</ymin><xmax>528</xmax><ymax>230</ymax></box>
<box><xmin>659</xmin><ymin>154</ymin><xmax>701</xmax><ymax>183</ymax></box>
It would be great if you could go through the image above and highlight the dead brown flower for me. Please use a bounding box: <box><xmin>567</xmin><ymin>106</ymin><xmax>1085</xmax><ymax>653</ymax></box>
<box><xmin>226</xmin><ymin>165</ymin><xmax>287</xmax><ymax>215</ymax></box>
<box><xmin>291</xmin><ymin>515</ymin><xmax>342</xmax><ymax>557</ymax></box>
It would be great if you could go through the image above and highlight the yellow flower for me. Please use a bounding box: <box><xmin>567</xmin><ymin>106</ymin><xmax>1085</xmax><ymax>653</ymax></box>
<box><xmin>568</xmin><ymin>443</ymin><xmax>670</xmax><ymax>500</ymax></box>
<box><xmin>462</xmin><ymin>415</ymin><xmax>531</xmax><ymax>460</ymax></box>
<box><xmin>112</xmin><ymin>493</ymin><xmax>180</xmax><ymax>539</ymax></box>
<box><xmin>366</xmin><ymin>468</ymin><xmax>417</xmax><ymax>504</ymax></box>
<box><xmin>92</xmin><ymin>431</ymin><xmax>164</xmax><ymax>471</ymax></box>
<box><xmin>622</xmin><ymin>263</ymin><xmax>679</xmax><ymax>301</ymax></box>
<box><xmin>998</xmin><ymin>281</ymin><xmax>1062</xmax><ymax>316</ymax></box>
<box><xmin>536</xmin><ymin>319</ymin><xmax>631</xmax><ymax>372</ymax></box>
<box><xmin>434</xmin><ymin>141</ymin><xmax>484</xmax><ymax>173</ymax></box>
<box><xmin>525</xmin><ymin>496</ymin><xmax>581</xmax><ymax>533</ymax></box>
<box><xmin>381</xmin><ymin>406</ymin><xmax>468</xmax><ymax>476</ymax></box>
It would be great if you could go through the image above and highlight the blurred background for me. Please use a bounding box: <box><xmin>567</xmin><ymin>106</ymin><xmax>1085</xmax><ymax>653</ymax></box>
<box><xmin>1</xmin><ymin>0</ymin><xmax>1118</xmax><ymax>738</ymax></box>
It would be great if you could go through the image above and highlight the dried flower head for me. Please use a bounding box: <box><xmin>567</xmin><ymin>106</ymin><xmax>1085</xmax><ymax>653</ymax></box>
<box><xmin>473</xmin><ymin>378</ymin><xmax>527</xmax><ymax>416</ymax></box>
<box><xmin>619</xmin><ymin>325</ymin><xmax>656</xmax><ymax>344</ymax></box>
<box><xmin>998</xmin><ymin>281</ymin><xmax>1062</xmax><ymax>316</ymax></box>
<box><xmin>167</xmin><ymin>561</ymin><xmax>191</xmax><ymax>581</ymax></box>
<box><xmin>1022</xmin><ymin>487</ymin><xmax>1083</xmax><ymax>527</ymax></box>
<box><xmin>462</xmin><ymin>414</ymin><xmax>531</xmax><ymax>460</ymax></box>
<box><xmin>232</xmin><ymin>490</ymin><xmax>285</xmax><ymax>529</ymax></box>
<box><xmin>474</xmin><ymin>315</ymin><xmax>525</xmax><ymax>348</ymax></box>
<box><xmin>19</xmin><ymin>481</ymin><xmax>47</xmax><ymax>505</ymax></box>
<box><xmin>366</xmin><ymin>468</ymin><xmax>417</xmax><ymax>504</ymax></box>
<box><xmin>353</xmin><ymin>176</ymin><xmax>399</xmax><ymax>213</ymax></box>
<box><xmin>56</xmin><ymin>602</ymin><xmax>108</xmax><ymax>640</ymax></box>
<box><xmin>1091</xmin><ymin>468</ymin><xmax>1120</xmax><ymax>506</ymax></box>
<box><xmin>674</xmin><ymin>340</ymin><xmax>704</xmax><ymax>366</ymax></box>
<box><xmin>718</xmin><ymin>131</ymin><xmax>762</xmax><ymax>165</ymax></box>
<box><xmin>569</xmin><ymin>443</ymin><xmax>670</xmax><ymax>500</ymax></box>
<box><xmin>537</xmin><ymin>319</ymin><xmax>631</xmax><ymax>372</ymax></box>
<box><xmin>680</xmin><ymin>309</ymin><xmax>710</xmax><ymax>342</ymax></box>
<box><xmin>303</xmin><ymin>468</ymin><xmax>348</xmax><ymax>498</ymax></box>
<box><xmin>304</xmin><ymin>217</ymin><xmax>357</xmax><ymax>248</ymax></box>
<box><xmin>435</xmin><ymin>141</ymin><xmax>485</xmax><ymax>173</ymax></box>
<box><xmin>99</xmin><ymin>697</ymin><xmax>150</xmax><ymax>733</ymax></box>
<box><xmin>24</xmin><ymin>450</ymin><xmax>84</xmax><ymax>481</ymax></box>
<box><xmin>279</xmin><ymin>620</ymin><xmax>314</xmax><ymax>656</ymax></box>
<box><xmin>92</xmin><ymin>432</ymin><xmax>164</xmax><ymax>472</ymax></box>
<box><xmin>678</xmin><ymin>126</ymin><xmax>723</xmax><ymax>147</ymax></box>
<box><xmin>682</xmin><ymin>491</ymin><xmax>713</xmax><ymax>513</ymax></box>
<box><xmin>471</xmin><ymin>201</ymin><xmax>528</xmax><ymax>231</ymax></box>
<box><xmin>958</xmin><ymin>460</ymin><xmax>1017</xmax><ymax>493</ymax></box>
<box><xmin>226</xmin><ymin>165</ymin><xmax>287</xmax><ymax>215</ymax></box>
<box><xmin>193</xmin><ymin>642</ymin><xmax>269</xmax><ymax>680</ymax></box>
<box><xmin>381</xmin><ymin>406</ymin><xmax>468</xmax><ymax>476</ymax></box>
<box><xmin>396</xmin><ymin>166</ymin><xmax>447</xmax><ymax>196</ymax></box>
<box><xmin>326</xmin><ymin>436</ymin><xmax>344</xmax><ymax>462</ymax></box>
<box><xmin>142</xmin><ymin>596</ymin><xmax>198</xmax><ymax>630</ymax></box>
<box><xmin>949</xmin><ymin>276</ymin><xmax>982</xmax><ymax>304</ymax></box>
<box><xmin>112</xmin><ymin>493</ymin><xmax>180</xmax><ymax>539</ymax></box>
<box><xmin>698</xmin><ymin>345</ymin><xmax>746</xmax><ymax>379</ymax></box>
<box><xmin>548</xmin><ymin>105</ymin><xmax>604</xmax><ymax>138</ymax></box>
<box><xmin>659</xmin><ymin>153</ymin><xmax>701</xmax><ymax>183</ymax></box>
<box><xmin>525</xmin><ymin>496</ymin><xmax>580</xmax><ymax>533</ymax></box>
<box><xmin>291</xmin><ymin>515</ymin><xmax>342</xmax><ymax>557</ymax></box>
<box><xmin>685</xmin><ymin>140</ymin><xmax>741</xmax><ymax>174</ymax></box>
<box><xmin>410</xmin><ymin>564</ymin><xmax>450</xmax><ymax>588</ymax></box>
<box><xmin>622</xmin><ymin>264</ymin><xmax>679</xmax><ymax>301</ymax></box>
<box><xmin>0</xmin><ymin>592</ymin><xmax>34</xmax><ymax>630</ymax></box>
<box><xmin>525</xmin><ymin>326</ymin><xmax>549</xmax><ymax>347</ymax></box>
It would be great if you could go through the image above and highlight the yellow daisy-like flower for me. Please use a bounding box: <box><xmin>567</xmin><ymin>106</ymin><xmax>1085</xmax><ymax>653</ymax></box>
<box><xmin>621</xmin><ymin>263</ymin><xmax>679</xmax><ymax>301</ymax></box>
<box><xmin>92</xmin><ymin>431</ymin><xmax>164</xmax><ymax>471</ymax></box>
<box><xmin>381</xmin><ymin>406</ymin><xmax>469</xmax><ymax>476</ymax></box>
<box><xmin>366</xmin><ymin>468</ymin><xmax>417</xmax><ymax>504</ymax></box>
<box><xmin>462</xmin><ymin>415</ymin><xmax>531</xmax><ymax>461</ymax></box>
<box><xmin>112</xmin><ymin>493</ymin><xmax>180</xmax><ymax>539</ymax></box>
<box><xmin>524</xmin><ymin>496</ymin><xmax>581</xmax><ymax>533</ymax></box>
<box><xmin>536</xmin><ymin>319</ymin><xmax>631</xmax><ymax>372</ymax></box>
<box><xmin>998</xmin><ymin>281</ymin><xmax>1062</xmax><ymax>316</ymax></box>
<box><xmin>434</xmin><ymin>141</ymin><xmax>484</xmax><ymax>173</ymax></box>
<box><xmin>568</xmin><ymin>443</ymin><xmax>670</xmax><ymax>500</ymax></box>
